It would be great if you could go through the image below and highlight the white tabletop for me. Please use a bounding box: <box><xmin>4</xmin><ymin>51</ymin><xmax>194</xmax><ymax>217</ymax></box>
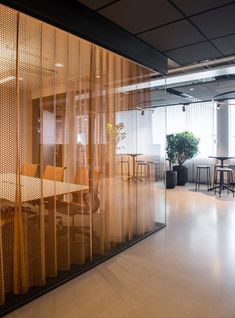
<box><xmin>0</xmin><ymin>173</ymin><xmax>88</xmax><ymax>202</ymax></box>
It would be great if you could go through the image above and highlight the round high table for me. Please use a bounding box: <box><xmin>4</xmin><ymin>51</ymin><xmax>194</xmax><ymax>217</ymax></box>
<box><xmin>124</xmin><ymin>153</ymin><xmax>143</xmax><ymax>182</ymax></box>
<box><xmin>208</xmin><ymin>155</ymin><xmax>235</xmax><ymax>195</ymax></box>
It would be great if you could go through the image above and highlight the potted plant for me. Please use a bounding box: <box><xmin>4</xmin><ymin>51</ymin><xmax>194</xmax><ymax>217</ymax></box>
<box><xmin>105</xmin><ymin>122</ymin><xmax>126</xmax><ymax>176</ymax></box>
<box><xmin>166</xmin><ymin>134</ymin><xmax>177</xmax><ymax>189</ymax></box>
<box><xmin>172</xmin><ymin>131</ymin><xmax>200</xmax><ymax>185</ymax></box>
<box><xmin>106</xmin><ymin>122</ymin><xmax>126</xmax><ymax>153</ymax></box>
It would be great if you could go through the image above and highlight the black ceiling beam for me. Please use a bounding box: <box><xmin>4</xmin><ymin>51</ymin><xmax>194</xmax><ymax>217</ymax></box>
<box><xmin>0</xmin><ymin>0</ymin><xmax>167</xmax><ymax>74</ymax></box>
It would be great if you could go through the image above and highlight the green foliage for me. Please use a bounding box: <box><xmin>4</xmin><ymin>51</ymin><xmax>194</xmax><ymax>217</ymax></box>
<box><xmin>166</xmin><ymin>131</ymin><xmax>200</xmax><ymax>168</ymax></box>
<box><xmin>106</xmin><ymin>122</ymin><xmax>126</xmax><ymax>153</ymax></box>
<box><xmin>166</xmin><ymin>134</ymin><xmax>177</xmax><ymax>170</ymax></box>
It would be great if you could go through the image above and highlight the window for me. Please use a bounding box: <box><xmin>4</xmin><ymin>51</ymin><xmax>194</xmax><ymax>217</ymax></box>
<box><xmin>153</xmin><ymin>101</ymin><xmax>217</xmax><ymax>158</ymax></box>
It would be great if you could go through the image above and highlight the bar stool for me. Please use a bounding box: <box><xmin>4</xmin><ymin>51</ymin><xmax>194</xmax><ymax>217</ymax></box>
<box><xmin>147</xmin><ymin>161</ymin><xmax>157</xmax><ymax>181</ymax></box>
<box><xmin>213</xmin><ymin>163</ymin><xmax>229</xmax><ymax>185</ymax></box>
<box><xmin>195</xmin><ymin>165</ymin><xmax>211</xmax><ymax>191</ymax></box>
<box><xmin>215</xmin><ymin>167</ymin><xmax>234</xmax><ymax>197</ymax></box>
<box><xmin>136</xmin><ymin>161</ymin><xmax>150</xmax><ymax>181</ymax></box>
<box><xmin>119</xmin><ymin>158</ymin><xmax>130</xmax><ymax>176</ymax></box>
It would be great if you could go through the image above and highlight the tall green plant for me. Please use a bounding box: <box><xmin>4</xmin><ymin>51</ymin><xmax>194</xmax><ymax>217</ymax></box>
<box><xmin>166</xmin><ymin>134</ymin><xmax>177</xmax><ymax>170</ymax></box>
<box><xmin>166</xmin><ymin>131</ymin><xmax>200</xmax><ymax>168</ymax></box>
<box><xmin>174</xmin><ymin>131</ymin><xmax>200</xmax><ymax>166</ymax></box>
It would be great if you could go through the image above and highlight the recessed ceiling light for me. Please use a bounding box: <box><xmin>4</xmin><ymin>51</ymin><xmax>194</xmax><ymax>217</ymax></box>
<box><xmin>190</xmin><ymin>88</ymin><xmax>194</xmax><ymax>91</ymax></box>
<box><xmin>55</xmin><ymin>63</ymin><xmax>64</xmax><ymax>68</ymax></box>
<box><xmin>0</xmin><ymin>76</ymin><xmax>23</xmax><ymax>84</ymax></box>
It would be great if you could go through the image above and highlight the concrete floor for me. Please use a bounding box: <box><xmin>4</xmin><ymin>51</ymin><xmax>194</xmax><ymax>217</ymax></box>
<box><xmin>6</xmin><ymin>185</ymin><xmax>235</xmax><ymax>318</ymax></box>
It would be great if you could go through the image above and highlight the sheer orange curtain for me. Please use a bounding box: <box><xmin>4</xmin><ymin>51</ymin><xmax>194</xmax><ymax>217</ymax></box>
<box><xmin>0</xmin><ymin>4</ymin><xmax>156</xmax><ymax>306</ymax></box>
<box><xmin>89</xmin><ymin>46</ymin><xmax>155</xmax><ymax>252</ymax></box>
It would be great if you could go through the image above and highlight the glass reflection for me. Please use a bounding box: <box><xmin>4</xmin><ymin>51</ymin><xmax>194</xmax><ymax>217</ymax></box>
<box><xmin>0</xmin><ymin>4</ymin><xmax>166</xmax><ymax>313</ymax></box>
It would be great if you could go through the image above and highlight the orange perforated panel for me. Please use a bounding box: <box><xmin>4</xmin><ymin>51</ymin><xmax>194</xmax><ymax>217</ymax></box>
<box><xmin>0</xmin><ymin>5</ymin><xmax>18</xmax><ymax>304</ymax></box>
<box><xmin>0</xmin><ymin>3</ymin><xmax>161</xmax><ymax>308</ymax></box>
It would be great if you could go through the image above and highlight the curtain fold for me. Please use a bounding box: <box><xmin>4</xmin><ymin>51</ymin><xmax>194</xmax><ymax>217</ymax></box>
<box><xmin>0</xmin><ymin>4</ymin><xmax>161</xmax><ymax>307</ymax></box>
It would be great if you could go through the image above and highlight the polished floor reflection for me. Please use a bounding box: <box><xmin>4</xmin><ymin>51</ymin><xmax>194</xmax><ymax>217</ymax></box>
<box><xmin>5</xmin><ymin>184</ymin><xmax>235</xmax><ymax>318</ymax></box>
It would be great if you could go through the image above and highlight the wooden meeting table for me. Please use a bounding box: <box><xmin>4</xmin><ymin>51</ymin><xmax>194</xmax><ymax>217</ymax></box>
<box><xmin>208</xmin><ymin>156</ymin><xmax>235</xmax><ymax>194</ymax></box>
<box><xmin>0</xmin><ymin>173</ymin><xmax>88</xmax><ymax>278</ymax></box>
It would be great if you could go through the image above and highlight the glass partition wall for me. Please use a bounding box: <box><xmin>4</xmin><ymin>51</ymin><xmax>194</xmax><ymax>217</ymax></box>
<box><xmin>0</xmin><ymin>5</ymin><xmax>166</xmax><ymax>314</ymax></box>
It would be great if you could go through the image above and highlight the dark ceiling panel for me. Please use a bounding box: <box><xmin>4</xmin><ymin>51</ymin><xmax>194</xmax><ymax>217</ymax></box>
<box><xmin>176</xmin><ymin>84</ymin><xmax>217</xmax><ymax>100</ymax></box>
<box><xmin>151</xmin><ymin>90</ymin><xmax>188</xmax><ymax>106</ymax></box>
<box><xmin>138</xmin><ymin>20</ymin><xmax>205</xmax><ymax>52</ymax></box>
<box><xmin>204</xmin><ymin>79</ymin><xmax>235</xmax><ymax>94</ymax></box>
<box><xmin>3</xmin><ymin>0</ymin><xmax>167</xmax><ymax>74</ymax></box>
<box><xmin>190</xmin><ymin>4</ymin><xmax>235</xmax><ymax>39</ymax></box>
<box><xmin>77</xmin><ymin>0</ymin><xmax>114</xmax><ymax>10</ymax></box>
<box><xmin>99</xmin><ymin>0</ymin><xmax>183</xmax><ymax>34</ymax></box>
<box><xmin>171</xmin><ymin>0</ymin><xmax>234</xmax><ymax>16</ymax></box>
<box><xmin>166</xmin><ymin>42</ymin><xmax>222</xmax><ymax>65</ymax></box>
<box><xmin>212</xmin><ymin>34</ymin><xmax>235</xmax><ymax>55</ymax></box>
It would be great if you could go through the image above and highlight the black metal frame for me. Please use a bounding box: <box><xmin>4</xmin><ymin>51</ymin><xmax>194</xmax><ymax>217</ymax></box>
<box><xmin>0</xmin><ymin>3</ymin><xmax>167</xmax><ymax>315</ymax></box>
<box><xmin>0</xmin><ymin>0</ymin><xmax>167</xmax><ymax>74</ymax></box>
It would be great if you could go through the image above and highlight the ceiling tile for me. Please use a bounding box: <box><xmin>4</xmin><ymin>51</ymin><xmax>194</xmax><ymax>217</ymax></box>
<box><xmin>78</xmin><ymin>0</ymin><xmax>114</xmax><ymax>10</ymax></box>
<box><xmin>172</xmin><ymin>0</ymin><xmax>233</xmax><ymax>16</ymax></box>
<box><xmin>138</xmin><ymin>20</ymin><xmax>205</xmax><ymax>51</ymax></box>
<box><xmin>151</xmin><ymin>90</ymin><xmax>188</xmax><ymax>106</ymax></box>
<box><xmin>176</xmin><ymin>84</ymin><xmax>217</xmax><ymax>100</ymax></box>
<box><xmin>190</xmin><ymin>4</ymin><xmax>235</xmax><ymax>39</ymax></box>
<box><xmin>166</xmin><ymin>42</ymin><xmax>222</xmax><ymax>65</ymax></box>
<box><xmin>212</xmin><ymin>34</ymin><xmax>235</xmax><ymax>55</ymax></box>
<box><xmin>210</xmin><ymin>79</ymin><xmax>235</xmax><ymax>91</ymax></box>
<box><xmin>99</xmin><ymin>0</ymin><xmax>183</xmax><ymax>34</ymax></box>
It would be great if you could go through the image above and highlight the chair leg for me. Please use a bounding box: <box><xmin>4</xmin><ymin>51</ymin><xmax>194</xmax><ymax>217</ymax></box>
<box><xmin>208</xmin><ymin>168</ymin><xmax>211</xmax><ymax>189</ymax></box>
<box><xmin>195</xmin><ymin>168</ymin><xmax>198</xmax><ymax>191</ymax></box>
<box><xmin>227</xmin><ymin>171</ymin><xmax>230</xmax><ymax>195</ymax></box>
<box><xmin>215</xmin><ymin>170</ymin><xmax>218</xmax><ymax>194</ymax></box>
<box><xmin>213</xmin><ymin>165</ymin><xmax>216</xmax><ymax>186</ymax></box>
<box><xmin>231</xmin><ymin>171</ymin><xmax>234</xmax><ymax>198</ymax></box>
<box><xmin>198</xmin><ymin>168</ymin><xmax>201</xmax><ymax>190</ymax></box>
<box><xmin>136</xmin><ymin>164</ymin><xmax>139</xmax><ymax>177</ymax></box>
<box><xmin>147</xmin><ymin>164</ymin><xmax>150</xmax><ymax>180</ymax></box>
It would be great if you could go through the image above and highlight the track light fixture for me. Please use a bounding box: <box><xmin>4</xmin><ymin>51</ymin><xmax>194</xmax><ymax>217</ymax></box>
<box><xmin>136</xmin><ymin>106</ymin><xmax>145</xmax><ymax>116</ymax></box>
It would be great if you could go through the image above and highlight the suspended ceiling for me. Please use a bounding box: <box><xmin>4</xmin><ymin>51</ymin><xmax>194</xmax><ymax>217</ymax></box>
<box><xmin>2</xmin><ymin>0</ymin><xmax>235</xmax><ymax>106</ymax></box>
<box><xmin>78</xmin><ymin>0</ymin><xmax>235</xmax><ymax>106</ymax></box>
<box><xmin>78</xmin><ymin>0</ymin><xmax>235</xmax><ymax>67</ymax></box>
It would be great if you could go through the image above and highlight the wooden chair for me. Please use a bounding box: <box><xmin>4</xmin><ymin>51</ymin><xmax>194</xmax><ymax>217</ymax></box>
<box><xmin>43</xmin><ymin>165</ymin><xmax>65</xmax><ymax>182</ymax></box>
<box><xmin>22</xmin><ymin>163</ymin><xmax>39</xmax><ymax>177</ymax></box>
